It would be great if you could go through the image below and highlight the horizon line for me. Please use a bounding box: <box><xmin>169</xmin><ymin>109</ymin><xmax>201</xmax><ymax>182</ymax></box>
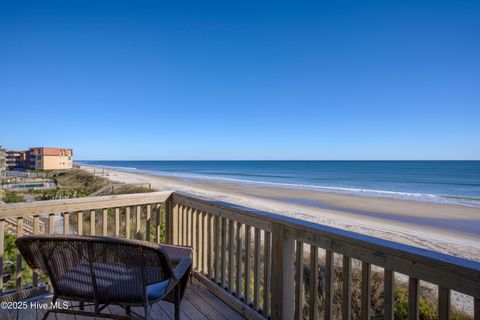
<box><xmin>77</xmin><ymin>159</ymin><xmax>480</xmax><ymax>162</ymax></box>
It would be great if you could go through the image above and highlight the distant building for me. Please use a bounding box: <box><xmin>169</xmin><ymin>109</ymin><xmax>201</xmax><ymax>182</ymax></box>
<box><xmin>28</xmin><ymin>147</ymin><xmax>73</xmax><ymax>170</ymax></box>
<box><xmin>6</xmin><ymin>151</ymin><xmax>27</xmax><ymax>170</ymax></box>
<box><xmin>0</xmin><ymin>147</ymin><xmax>6</xmax><ymax>173</ymax></box>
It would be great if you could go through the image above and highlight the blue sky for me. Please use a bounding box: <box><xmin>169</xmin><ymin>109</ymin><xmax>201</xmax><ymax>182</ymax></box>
<box><xmin>1</xmin><ymin>0</ymin><xmax>479</xmax><ymax>160</ymax></box>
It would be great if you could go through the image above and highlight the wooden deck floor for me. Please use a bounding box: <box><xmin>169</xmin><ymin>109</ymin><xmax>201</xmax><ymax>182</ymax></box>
<box><xmin>1</xmin><ymin>279</ymin><xmax>247</xmax><ymax>320</ymax></box>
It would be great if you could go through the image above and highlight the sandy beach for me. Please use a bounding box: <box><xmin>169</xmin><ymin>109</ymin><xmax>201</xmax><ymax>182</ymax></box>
<box><xmin>82</xmin><ymin>165</ymin><xmax>480</xmax><ymax>262</ymax></box>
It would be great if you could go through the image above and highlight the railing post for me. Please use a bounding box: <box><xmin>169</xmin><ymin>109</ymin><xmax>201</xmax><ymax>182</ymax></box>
<box><xmin>165</xmin><ymin>195</ymin><xmax>175</xmax><ymax>245</ymax></box>
<box><xmin>271</xmin><ymin>223</ymin><xmax>295</xmax><ymax>320</ymax></box>
<box><xmin>0</xmin><ymin>218</ymin><xmax>4</xmax><ymax>292</ymax></box>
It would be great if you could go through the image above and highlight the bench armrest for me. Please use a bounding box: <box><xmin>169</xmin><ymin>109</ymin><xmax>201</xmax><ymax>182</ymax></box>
<box><xmin>173</xmin><ymin>256</ymin><xmax>192</xmax><ymax>280</ymax></box>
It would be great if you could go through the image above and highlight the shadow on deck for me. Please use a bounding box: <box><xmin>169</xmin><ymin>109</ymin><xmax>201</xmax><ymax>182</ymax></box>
<box><xmin>1</xmin><ymin>279</ymin><xmax>246</xmax><ymax>320</ymax></box>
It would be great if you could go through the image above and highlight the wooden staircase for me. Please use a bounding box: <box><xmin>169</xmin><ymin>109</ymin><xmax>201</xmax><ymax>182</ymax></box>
<box><xmin>4</xmin><ymin>216</ymin><xmax>46</xmax><ymax>235</ymax></box>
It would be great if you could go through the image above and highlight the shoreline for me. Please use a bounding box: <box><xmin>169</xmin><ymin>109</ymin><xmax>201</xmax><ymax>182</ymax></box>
<box><xmin>81</xmin><ymin>164</ymin><xmax>480</xmax><ymax>261</ymax></box>
<box><xmin>80</xmin><ymin>163</ymin><xmax>480</xmax><ymax>208</ymax></box>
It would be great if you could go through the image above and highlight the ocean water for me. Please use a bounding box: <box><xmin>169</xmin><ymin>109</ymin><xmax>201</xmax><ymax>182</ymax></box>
<box><xmin>79</xmin><ymin>161</ymin><xmax>480</xmax><ymax>207</ymax></box>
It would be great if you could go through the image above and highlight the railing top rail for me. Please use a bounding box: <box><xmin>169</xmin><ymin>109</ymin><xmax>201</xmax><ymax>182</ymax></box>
<box><xmin>0</xmin><ymin>190</ymin><xmax>173</xmax><ymax>218</ymax></box>
<box><xmin>172</xmin><ymin>191</ymin><xmax>480</xmax><ymax>297</ymax></box>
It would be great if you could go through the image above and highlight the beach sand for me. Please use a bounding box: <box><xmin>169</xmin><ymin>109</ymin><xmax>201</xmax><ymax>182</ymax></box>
<box><xmin>82</xmin><ymin>165</ymin><xmax>480</xmax><ymax>262</ymax></box>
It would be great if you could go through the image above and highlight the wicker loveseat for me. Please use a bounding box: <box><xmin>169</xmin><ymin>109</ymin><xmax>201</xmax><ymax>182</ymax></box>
<box><xmin>16</xmin><ymin>235</ymin><xmax>192</xmax><ymax>320</ymax></box>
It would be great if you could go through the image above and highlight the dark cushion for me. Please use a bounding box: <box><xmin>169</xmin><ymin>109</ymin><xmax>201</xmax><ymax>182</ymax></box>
<box><xmin>56</xmin><ymin>262</ymin><xmax>162</xmax><ymax>303</ymax></box>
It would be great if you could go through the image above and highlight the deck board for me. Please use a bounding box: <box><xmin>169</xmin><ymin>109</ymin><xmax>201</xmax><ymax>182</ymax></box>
<box><xmin>2</xmin><ymin>279</ymin><xmax>246</xmax><ymax>320</ymax></box>
<box><xmin>187</xmin><ymin>282</ymin><xmax>245</xmax><ymax>320</ymax></box>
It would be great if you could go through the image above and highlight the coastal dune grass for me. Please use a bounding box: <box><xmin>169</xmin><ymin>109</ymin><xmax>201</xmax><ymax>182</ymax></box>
<box><xmin>296</xmin><ymin>254</ymin><xmax>472</xmax><ymax>320</ymax></box>
<box><xmin>35</xmin><ymin>169</ymin><xmax>113</xmax><ymax>200</ymax></box>
<box><xmin>36</xmin><ymin>169</ymin><xmax>153</xmax><ymax>200</ymax></box>
<box><xmin>53</xmin><ymin>169</ymin><xmax>112</xmax><ymax>191</ymax></box>
<box><xmin>218</xmin><ymin>225</ymin><xmax>473</xmax><ymax>320</ymax></box>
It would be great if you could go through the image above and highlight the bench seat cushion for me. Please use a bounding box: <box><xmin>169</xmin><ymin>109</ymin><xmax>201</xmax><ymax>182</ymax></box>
<box><xmin>56</xmin><ymin>262</ymin><xmax>168</xmax><ymax>303</ymax></box>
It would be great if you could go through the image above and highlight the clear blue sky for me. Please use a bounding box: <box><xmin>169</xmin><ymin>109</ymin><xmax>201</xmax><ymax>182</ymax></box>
<box><xmin>1</xmin><ymin>0</ymin><xmax>479</xmax><ymax>160</ymax></box>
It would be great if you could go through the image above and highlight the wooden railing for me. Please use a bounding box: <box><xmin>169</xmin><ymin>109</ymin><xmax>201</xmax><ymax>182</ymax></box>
<box><xmin>0</xmin><ymin>191</ymin><xmax>479</xmax><ymax>320</ymax></box>
<box><xmin>170</xmin><ymin>192</ymin><xmax>480</xmax><ymax>320</ymax></box>
<box><xmin>0</xmin><ymin>191</ymin><xmax>171</xmax><ymax>301</ymax></box>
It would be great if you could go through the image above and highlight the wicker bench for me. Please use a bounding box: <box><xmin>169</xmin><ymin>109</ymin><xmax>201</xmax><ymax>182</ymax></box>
<box><xmin>16</xmin><ymin>235</ymin><xmax>192</xmax><ymax>320</ymax></box>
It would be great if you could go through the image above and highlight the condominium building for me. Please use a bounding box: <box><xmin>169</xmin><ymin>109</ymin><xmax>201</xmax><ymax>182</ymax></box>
<box><xmin>28</xmin><ymin>147</ymin><xmax>73</xmax><ymax>170</ymax></box>
<box><xmin>6</xmin><ymin>151</ymin><xmax>27</xmax><ymax>170</ymax></box>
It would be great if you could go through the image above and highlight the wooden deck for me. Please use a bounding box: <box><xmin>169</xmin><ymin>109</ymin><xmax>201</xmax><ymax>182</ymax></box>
<box><xmin>1</xmin><ymin>279</ymin><xmax>247</xmax><ymax>320</ymax></box>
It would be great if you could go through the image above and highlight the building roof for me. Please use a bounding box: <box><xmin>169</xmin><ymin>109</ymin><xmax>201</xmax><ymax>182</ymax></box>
<box><xmin>30</xmin><ymin>147</ymin><xmax>73</xmax><ymax>156</ymax></box>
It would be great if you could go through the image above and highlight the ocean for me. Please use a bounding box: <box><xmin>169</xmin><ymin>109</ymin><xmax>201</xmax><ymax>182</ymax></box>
<box><xmin>79</xmin><ymin>160</ymin><xmax>480</xmax><ymax>207</ymax></box>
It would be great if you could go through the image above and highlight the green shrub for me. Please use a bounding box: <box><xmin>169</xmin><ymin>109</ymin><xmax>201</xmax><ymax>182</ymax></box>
<box><xmin>53</xmin><ymin>169</ymin><xmax>111</xmax><ymax>192</ymax></box>
<box><xmin>300</xmin><ymin>259</ymin><xmax>472</xmax><ymax>320</ymax></box>
<box><xmin>111</xmin><ymin>185</ymin><xmax>152</xmax><ymax>195</ymax></box>
<box><xmin>2</xmin><ymin>234</ymin><xmax>33</xmax><ymax>290</ymax></box>
<box><xmin>394</xmin><ymin>288</ymin><xmax>409</xmax><ymax>319</ymax></box>
<box><xmin>3</xmin><ymin>192</ymin><xmax>25</xmax><ymax>203</ymax></box>
<box><xmin>35</xmin><ymin>187</ymin><xmax>92</xmax><ymax>200</ymax></box>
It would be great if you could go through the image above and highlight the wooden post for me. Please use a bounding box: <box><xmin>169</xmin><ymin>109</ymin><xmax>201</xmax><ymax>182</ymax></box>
<box><xmin>325</xmin><ymin>250</ymin><xmax>334</xmax><ymax>320</ymax></box>
<box><xmin>0</xmin><ymin>219</ymin><xmax>4</xmax><ymax>292</ymax></box>
<box><xmin>77</xmin><ymin>211</ymin><xmax>83</xmax><ymax>235</ymax></box>
<box><xmin>136</xmin><ymin>205</ymin><xmax>141</xmax><ymax>240</ymax></box>
<box><xmin>270</xmin><ymin>223</ymin><xmax>295</xmax><ymax>320</ymax></box>
<box><xmin>159</xmin><ymin>202</ymin><xmax>165</xmax><ymax>244</ymax></box>
<box><xmin>146</xmin><ymin>204</ymin><xmax>151</xmax><ymax>242</ymax></box>
<box><xmin>202</xmin><ymin>212</ymin><xmax>207</xmax><ymax>274</ymax></box>
<box><xmin>221</xmin><ymin>217</ymin><xmax>227</xmax><ymax>289</ymax></box>
<box><xmin>295</xmin><ymin>241</ymin><xmax>304</xmax><ymax>320</ymax></box>
<box><xmin>214</xmin><ymin>215</ymin><xmax>220</xmax><ymax>283</ymax></box>
<box><xmin>114</xmin><ymin>208</ymin><xmax>120</xmax><ymax>237</ymax></box>
<box><xmin>361</xmin><ymin>262</ymin><xmax>371</xmax><ymax>320</ymax></box>
<box><xmin>16</xmin><ymin>217</ymin><xmax>23</xmax><ymax>291</ymax></box>
<box><xmin>192</xmin><ymin>209</ymin><xmax>197</xmax><ymax>269</ymax></box>
<box><xmin>207</xmin><ymin>214</ymin><xmax>213</xmax><ymax>278</ymax></box>
<box><xmin>33</xmin><ymin>216</ymin><xmax>40</xmax><ymax>287</ymax></box>
<box><xmin>125</xmin><ymin>207</ymin><xmax>131</xmax><ymax>239</ymax></box>
<box><xmin>244</xmin><ymin>224</ymin><xmax>252</xmax><ymax>304</ymax></box>
<box><xmin>309</xmin><ymin>245</ymin><xmax>319</xmax><ymax>320</ymax></box>
<box><xmin>164</xmin><ymin>198</ymin><xmax>173</xmax><ymax>244</ymax></box>
<box><xmin>263</xmin><ymin>231</ymin><xmax>271</xmax><ymax>317</ymax></box>
<box><xmin>228</xmin><ymin>219</ymin><xmax>235</xmax><ymax>293</ymax></box>
<box><xmin>236</xmin><ymin>222</ymin><xmax>243</xmax><ymax>298</ymax></box>
<box><xmin>197</xmin><ymin>210</ymin><xmax>203</xmax><ymax>273</ymax></box>
<box><xmin>384</xmin><ymin>269</ymin><xmax>394</xmax><ymax>320</ymax></box>
<box><xmin>409</xmin><ymin>277</ymin><xmax>419</xmax><ymax>320</ymax></box>
<box><xmin>342</xmin><ymin>256</ymin><xmax>352</xmax><ymax>320</ymax></box>
<box><xmin>63</xmin><ymin>212</ymin><xmax>70</xmax><ymax>235</ymax></box>
<box><xmin>474</xmin><ymin>298</ymin><xmax>479</xmax><ymax>320</ymax></box>
<box><xmin>171</xmin><ymin>201</ymin><xmax>178</xmax><ymax>245</ymax></box>
<box><xmin>186</xmin><ymin>207</ymin><xmax>191</xmax><ymax>246</ymax></box>
<box><xmin>90</xmin><ymin>210</ymin><xmax>96</xmax><ymax>236</ymax></box>
<box><xmin>48</xmin><ymin>214</ymin><xmax>54</xmax><ymax>234</ymax></box>
<box><xmin>183</xmin><ymin>206</ymin><xmax>188</xmax><ymax>246</ymax></box>
<box><xmin>253</xmin><ymin>227</ymin><xmax>261</xmax><ymax>311</ymax></box>
<box><xmin>102</xmin><ymin>209</ymin><xmax>108</xmax><ymax>236</ymax></box>
<box><xmin>438</xmin><ymin>287</ymin><xmax>450</xmax><ymax>320</ymax></box>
